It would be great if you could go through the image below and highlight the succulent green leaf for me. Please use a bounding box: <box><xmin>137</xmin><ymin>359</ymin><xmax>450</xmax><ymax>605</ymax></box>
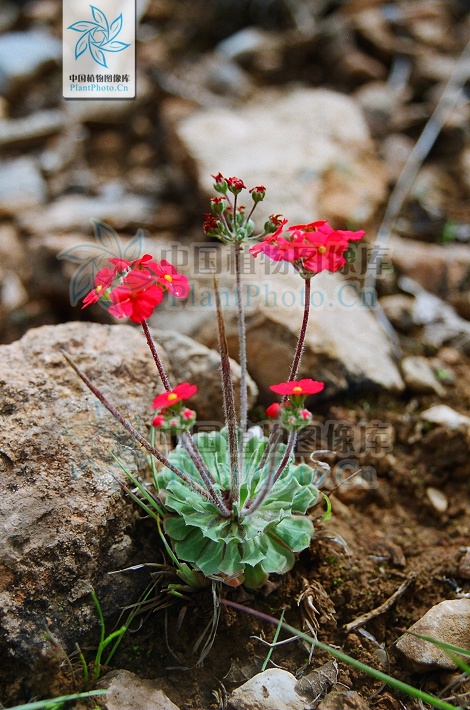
<box><xmin>156</xmin><ymin>430</ymin><xmax>319</xmax><ymax>588</ymax></box>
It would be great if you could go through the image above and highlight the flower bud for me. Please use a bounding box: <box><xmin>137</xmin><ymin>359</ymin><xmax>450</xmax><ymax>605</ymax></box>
<box><xmin>210</xmin><ymin>196</ymin><xmax>228</xmax><ymax>214</ymax></box>
<box><xmin>266</xmin><ymin>402</ymin><xmax>281</xmax><ymax>419</ymax></box>
<box><xmin>249</xmin><ymin>185</ymin><xmax>266</xmax><ymax>203</ymax></box>
<box><xmin>212</xmin><ymin>172</ymin><xmax>228</xmax><ymax>194</ymax></box>
<box><xmin>152</xmin><ymin>414</ymin><xmax>165</xmax><ymax>428</ymax></box>
<box><xmin>227</xmin><ymin>177</ymin><xmax>246</xmax><ymax>195</ymax></box>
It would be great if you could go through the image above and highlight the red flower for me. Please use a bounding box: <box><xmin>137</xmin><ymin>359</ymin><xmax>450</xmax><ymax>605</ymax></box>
<box><xmin>108</xmin><ymin>282</ymin><xmax>164</xmax><ymax>323</ymax></box>
<box><xmin>108</xmin><ymin>254</ymin><xmax>153</xmax><ymax>273</ymax></box>
<box><xmin>81</xmin><ymin>266</ymin><xmax>115</xmax><ymax>308</ymax></box>
<box><xmin>148</xmin><ymin>260</ymin><xmax>189</xmax><ymax>299</ymax></box>
<box><xmin>250</xmin><ymin>220</ymin><xmax>364</xmax><ymax>277</ymax></box>
<box><xmin>266</xmin><ymin>402</ymin><xmax>282</xmax><ymax>418</ymax></box>
<box><xmin>270</xmin><ymin>379</ymin><xmax>325</xmax><ymax>396</ymax></box>
<box><xmin>152</xmin><ymin>382</ymin><xmax>198</xmax><ymax>411</ymax></box>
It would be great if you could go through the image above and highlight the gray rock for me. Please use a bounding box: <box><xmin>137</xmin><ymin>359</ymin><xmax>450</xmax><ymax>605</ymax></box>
<box><xmin>0</xmin><ymin>30</ymin><xmax>61</xmax><ymax>93</ymax></box>
<box><xmin>420</xmin><ymin>404</ymin><xmax>470</xmax><ymax>430</ymax></box>
<box><xmin>401</xmin><ymin>356</ymin><xmax>445</xmax><ymax>396</ymax></box>
<box><xmin>193</xmin><ymin>265</ymin><xmax>404</xmax><ymax>398</ymax></box>
<box><xmin>19</xmin><ymin>193</ymin><xmax>156</xmax><ymax>234</ymax></box>
<box><xmin>97</xmin><ymin>670</ymin><xmax>180</xmax><ymax>710</ymax></box>
<box><xmin>164</xmin><ymin>87</ymin><xmax>387</xmax><ymax>225</ymax></box>
<box><xmin>0</xmin><ymin>109</ymin><xmax>65</xmax><ymax>147</ymax></box>
<box><xmin>0</xmin><ymin>156</ymin><xmax>47</xmax><ymax>215</ymax></box>
<box><xmin>392</xmin><ymin>236</ymin><xmax>470</xmax><ymax>297</ymax></box>
<box><xmin>0</xmin><ymin>322</ymin><xmax>160</xmax><ymax>664</ymax></box>
<box><xmin>379</xmin><ymin>294</ymin><xmax>416</xmax><ymax>331</ymax></box>
<box><xmin>228</xmin><ymin>669</ymin><xmax>308</xmax><ymax>710</ymax></box>
<box><xmin>395</xmin><ymin>599</ymin><xmax>470</xmax><ymax>670</ymax></box>
<box><xmin>399</xmin><ymin>276</ymin><xmax>470</xmax><ymax>354</ymax></box>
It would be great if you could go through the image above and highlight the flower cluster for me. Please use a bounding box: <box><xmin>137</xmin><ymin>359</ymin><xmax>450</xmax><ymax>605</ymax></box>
<box><xmin>202</xmin><ymin>173</ymin><xmax>267</xmax><ymax>244</ymax></box>
<box><xmin>250</xmin><ymin>220</ymin><xmax>364</xmax><ymax>278</ymax></box>
<box><xmin>266</xmin><ymin>379</ymin><xmax>325</xmax><ymax>431</ymax></box>
<box><xmin>152</xmin><ymin>382</ymin><xmax>197</xmax><ymax>432</ymax></box>
<box><xmin>82</xmin><ymin>255</ymin><xmax>189</xmax><ymax>323</ymax></box>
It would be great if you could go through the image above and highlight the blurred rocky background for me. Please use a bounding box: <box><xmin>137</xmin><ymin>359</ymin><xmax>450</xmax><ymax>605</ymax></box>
<box><xmin>0</xmin><ymin>0</ymin><xmax>468</xmax><ymax>351</ymax></box>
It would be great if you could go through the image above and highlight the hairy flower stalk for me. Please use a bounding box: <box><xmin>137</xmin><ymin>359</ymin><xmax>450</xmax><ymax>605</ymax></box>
<box><xmin>141</xmin><ymin>319</ymin><xmax>171</xmax><ymax>391</ymax></box>
<box><xmin>62</xmin><ymin>352</ymin><xmax>230</xmax><ymax>517</ymax></box>
<box><xmin>234</xmin><ymin>245</ymin><xmax>248</xmax><ymax>478</ymax></box>
<box><xmin>288</xmin><ymin>277</ymin><xmax>311</xmax><ymax>383</ymax></box>
<box><xmin>214</xmin><ymin>273</ymin><xmax>239</xmax><ymax>503</ymax></box>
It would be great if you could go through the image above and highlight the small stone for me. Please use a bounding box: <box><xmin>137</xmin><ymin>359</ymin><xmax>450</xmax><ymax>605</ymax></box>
<box><xmin>401</xmin><ymin>356</ymin><xmax>445</xmax><ymax>396</ymax></box>
<box><xmin>0</xmin><ymin>109</ymin><xmax>65</xmax><ymax>147</ymax></box>
<box><xmin>395</xmin><ymin>599</ymin><xmax>470</xmax><ymax>670</ymax></box>
<box><xmin>0</xmin><ymin>270</ymin><xmax>28</xmax><ymax>311</ymax></box>
<box><xmin>0</xmin><ymin>156</ymin><xmax>47</xmax><ymax>215</ymax></box>
<box><xmin>420</xmin><ymin>405</ymin><xmax>470</xmax><ymax>431</ymax></box>
<box><xmin>216</xmin><ymin>27</ymin><xmax>276</xmax><ymax>62</ymax></box>
<box><xmin>426</xmin><ymin>487</ymin><xmax>448</xmax><ymax>513</ymax></box>
<box><xmin>317</xmin><ymin>689</ymin><xmax>370</xmax><ymax>709</ymax></box>
<box><xmin>0</xmin><ymin>30</ymin><xmax>61</xmax><ymax>94</ymax></box>
<box><xmin>437</xmin><ymin>347</ymin><xmax>461</xmax><ymax>365</ymax></box>
<box><xmin>458</xmin><ymin>550</ymin><xmax>470</xmax><ymax>580</ymax></box>
<box><xmin>97</xmin><ymin>669</ymin><xmax>180</xmax><ymax>710</ymax></box>
<box><xmin>228</xmin><ymin>669</ymin><xmax>307</xmax><ymax>710</ymax></box>
<box><xmin>380</xmin><ymin>294</ymin><xmax>416</xmax><ymax>331</ymax></box>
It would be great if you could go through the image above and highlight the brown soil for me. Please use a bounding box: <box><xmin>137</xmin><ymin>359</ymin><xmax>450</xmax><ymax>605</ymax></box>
<box><xmin>108</xmin><ymin>364</ymin><xmax>469</xmax><ymax>710</ymax></box>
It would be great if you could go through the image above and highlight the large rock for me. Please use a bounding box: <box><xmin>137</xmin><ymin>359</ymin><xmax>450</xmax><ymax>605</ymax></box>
<box><xmin>0</xmin><ymin>323</ymin><xmax>158</xmax><ymax>668</ymax></box>
<box><xmin>19</xmin><ymin>193</ymin><xmax>157</xmax><ymax>234</ymax></box>
<box><xmin>163</xmin><ymin>87</ymin><xmax>388</xmax><ymax>225</ymax></box>
<box><xmin>0</xmin><ymin>321</ymin><xmax>245</xmax><ymax>676</ymax></box>
<box><xmin>177</xmin><ymin>258</ymin><xmax>404</xmax><ymax>398</ymax></box>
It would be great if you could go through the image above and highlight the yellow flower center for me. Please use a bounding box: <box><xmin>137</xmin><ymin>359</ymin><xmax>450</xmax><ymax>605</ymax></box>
<box><xmin>317</xmin><ymin>246</ymin><xmax>327</xmax><ymax>254</ymax></box>
<box><xmin>96</xmin><ymin>285</ymin><xmax>103</xmax><ymax>293</ymax></box>
<box><xmin>167</xmin><ymin>393</ymin><xmax>178</xmax><ymax>401</ymax></box>
<box><xmin>292</xmin><ymin>386</ymin><xmax>303</xmax><ymax>394</ymax></box>
<box><xmin>164</xmin><ymin>274</ymin><xmax>173</xmax><ymax>283</ymax></box>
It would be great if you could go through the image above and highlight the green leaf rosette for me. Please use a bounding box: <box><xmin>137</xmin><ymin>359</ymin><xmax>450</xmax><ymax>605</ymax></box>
<box><xmin>155</xmin><ymin>430</ymin><xmax>318</xmax><ymax>589</ymax></box>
